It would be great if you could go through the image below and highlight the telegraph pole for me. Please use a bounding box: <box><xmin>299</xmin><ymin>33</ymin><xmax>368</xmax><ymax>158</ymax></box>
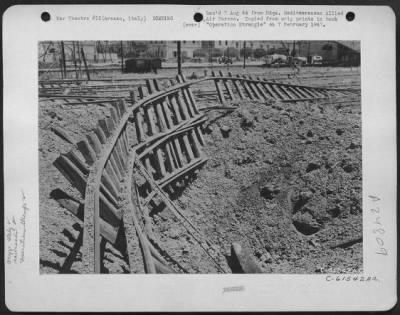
<box><xmin>61</xmin><ymin>41</ymin><xmax>67</xmax><ymax>78</ymax></box>
<box><xmin>120</xmin><ymin>41</ymin><xmax>124</xmax><ymax>73</ymax></box>
<box><xmin>177</xmin><ymin>41</ymin><xmax>182</xmax><ymax>75</ymax></box>
<box><xmin>72</xmin><ymin>41</ymin><xmax>78</xmax><ymax>79</ymax></box>
<box><xmin>243</xmin><ymin>41</ymin><xmax>246</xmax><ymax>69</ymax></box>
<box><xmin>226</xmin><ymin>46</ymin><xmax>230</xmax><ymax>70</ymax></box>
<box><xmin>81</xmin><ymin>47</ymin><xmax>91</xmax><ymax>80</ymax></box>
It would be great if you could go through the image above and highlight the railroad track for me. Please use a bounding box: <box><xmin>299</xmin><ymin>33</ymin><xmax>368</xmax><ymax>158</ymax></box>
<box><xmin>42</xmin><ymin>71</ymin><xmax>360</xmax><ymax>273</ymax></box>
<box><xmin>40</xmin><ymin>70</ymin><xmax>359</xmax><ymax>104</ymax></box>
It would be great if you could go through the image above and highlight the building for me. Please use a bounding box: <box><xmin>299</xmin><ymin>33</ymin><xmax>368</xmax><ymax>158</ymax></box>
<box><xmin>296</xmin><ymin>41</ymin><xmax>360</xmax><ymax>65</ymax></box>
<box><xmin>213</xmin><ymin>40</ymin><xmax>285</xmax><ymax>52</ymax></box>
<box><xmin>38</xmin><ymin>41</ymin><xmax>118</xmax><ymax>65</ymax></box>
<box><xmin>144</xmin><ymin>41</ymin><xmax>291</xmax><ymax>61</ymax></box>
<box><xmin>335</xmin><ymin>41</ymin><xmax>361</xmax><ymax>65</ymax></box>
<box><xmin>145</xmin><ymin>41</ymin><xmax>202</xmax><ymax>60</ymax></box>
<box><xmin>39</xmin><ymin>40</ymin><xmax>360</xmax><ymax>65</ymax></box>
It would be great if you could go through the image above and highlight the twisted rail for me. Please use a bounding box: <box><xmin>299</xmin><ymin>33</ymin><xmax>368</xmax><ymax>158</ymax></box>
<box><xmin>47</xmin><ymin>71</ymin><xmax>360</xmax><ymax>273</ymax></box>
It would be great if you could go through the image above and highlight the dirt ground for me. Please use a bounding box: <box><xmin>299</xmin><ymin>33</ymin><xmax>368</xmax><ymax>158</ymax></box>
<box><xmin>39</xmin><ymin>67</ymin><xmax>362</xmax><ymax>274</ymax></box>
<box><xmin>174</xmin><ymin>96</ymin><xmax>362</xmax><ymax>273</ymax></box>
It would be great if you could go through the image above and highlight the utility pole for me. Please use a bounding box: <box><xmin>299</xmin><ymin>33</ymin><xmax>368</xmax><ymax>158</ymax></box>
<box><xmin>59</xmin><ymin>57</ymin><xmax>64</xmax><ymax>79</ymax></box>
<box><xmin>120</xmin><ymin>41</ymin><xmax>124</xmax><ymax>73</ymax></box>
<box><xmin>61</xmin><ymin>41</ymin><xmax>67</xmax><ymax>78</ymax></box>
<box><xmin>226</xmin><ymin>46</ymin><xmax>230</xmax><ymax>70</ymax></box>
<box><xmin>292</xmin><ymin>40</ymin><xmax>296</xmax><ymax>56</ymax></box>
<box><xmin>108</xmin><ymin>41</ymin><xmax>112</xmax><ymax>62</ymax></box>
<box><xmin>72</xmin><ymin>41</ymin><xmax>78</xmax><ymax>79</ymax></box>
<box><xmin>177</xmin><ymin>40</ymin><xmax>182</xmax><ymax>75</ymax></box>
<box><xmin>243</xmin><ymin>41</ymin><xmax>246</xmax><ymax>69</ymax></box>
<box><xmin>81</xmin><ymin>47</ymin><xmax>91</xmax><ymax>80</ymax></box>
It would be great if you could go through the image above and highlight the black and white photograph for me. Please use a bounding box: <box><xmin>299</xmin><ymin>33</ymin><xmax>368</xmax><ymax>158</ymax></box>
<box><xmin>4</xmin><ymin>4</ymin><xmax>397</xmax><ymax>312</ymax></box>
<box><xmin>38</xmin><ymin>40</ymin><xmax>362</xmax><ymax>274</ymax></box>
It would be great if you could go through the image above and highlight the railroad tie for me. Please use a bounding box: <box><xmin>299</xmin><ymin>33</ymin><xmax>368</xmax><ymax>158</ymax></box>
<box><xmin>113</xmin><ymin>131</ymin><xmax>126</xmax><ymax>171</ymax></box>
<box><xmin>93</xmin><ymin>126</ymin><xmax>107</xmax><ymax>144</ymax></box>
<box><xmin>98</xmin><ymin>193</ymin><xmax>122</xmax><ymax>227</ymax></box>
<box><xmin>165</xmin><ymin>97</ymin><xmax>186</xmax><ymax>165</ymax></box>
<box><xmin>133</xmin><ymin>102</ymin><xmax>146</xmax><ymax>144</ymax></box>
<box><xmin>228</xmin><ymin>71</ymin><xmax>244</xmax><ymax>100</ymax></box>
<box><xmin>88</xmin><ymin>131</ymin><xmax>124</xmax><ymax>180</ymax></box>
<box><xmin>109</xmin><ymin>141</ymin><xmax>126</xmax><ymax>178</ymax></box>
<box><xmin>176</xmin><ymin>75</ymin><xmax>195</xmax><ymax>117</ymax></box>
<box><xmin>176</xmin><ymin>76</ymin><xmax>205</xmax><ymax>147</ymax></box>
<box><xmin>109</xmin><ymin>103</ymin><xmax>120</xmax><ymax>125</ymax></box>
<box><xmin>135</xmin><ymin>159</ymin><xmax>226</xmax><ymax>273</ymax></box>
<box><xmin>245</xmin><ymin>75</ymin><xmax>263</xmax><ymax>100</ymax></box>
<box><xmin>279</xmin><ymin>84</ymin><xmax>297</xmax><ymax>100</ymax></box>
<box><xmin>314</xmin><ymin>88</ymin><xmax>329</xmax><ymax>98</ymax></box>
<box><xmin>143</xmin><ymin>83</ymin><xmax>166</xmax><ymax>178</ymax></box>
<box><xmin>262</xmin><ymin>80</ymin><xmax>280</xmax><ymax>99</ymax></box>
<box><xmin>306</xmin><ymin>88</ymin><xmax>323</xmax><ymax>98</ymax></box>
<box><xmin>122</xmin><ymin>150</ymin><xmax>156</xmax><ymax>274</ymax></box>
<box><xmin>237</xmin><ymin>74</ymin><xmax>254</xmax><ymax>99</ymax></box>
<box><xmin>172</xmin><ymin>80</ymin><xmax>191</xmax><ymax>120</ymax></box>
<box><xmin>153</xmin><ymin>80</ymin><xmax>180</xmax><ymax>172</ymax></box>
<box><xmin>169</xmin><ymin>79</ymin><xmax>195</xmax><ymax>164</ymax></box>
<box><xmin>51</xmin><ymin>126</ymin><xmax>75</xmax><ymax>144</ymax></box>
<box><xmin>148</xmin><ymin>83</ymin><xmax>176</xmax><ymax>175</ymax></box>
<box><xmin>77</xmin><ymin>138</ymin><xmax>97</xmax><ymax>165</ymax></box>
<box><xmin>293</xmin><ymin>86</ymin><xmax>311</xmax><ymax>99</ymax></box>
<box><xmin>100</xmin><ymin>130</ymin><xmax>124</xmax><ymax>182</ymax></box>
<box><xmin>176</xmin><ymin>75</ymin><xmax>192</xmax><ymax>113</ymax></box>
<box><xmin>253</xmin><ymin>76</ymin><xmax>271</xmax><ymax>101</ymax></box>
<box><xmin>103</xmin><ymin>162</ymin><xmax>120</xmax><ymax>193</ymax></box>
<box><xmin>154</xmin><ymin>79</ymin><xmax>175</xmax><ymax>129</ymax></box>
<box><xmin>86</xmin><ymin>131</ymin><xmax>101</xmax><ymax>157</ymax></box>
<box><xmin>165</xmin><ymin>81</ymin><xmax>183</xmax><ymax>124</ymax></box>
<box><xmin>179</xmin><ymin>74</ymin><xmax>201</xmax><ymax>115</ymax></box>
<box><xmin>231</xmin><ymin>243</ymin><xmax>263</xmax><ymax>273</ymax></box>
<box><xmin>129</xmin><ymin>90</ymin><xmax>137</xmax><ymax>107</ymax></box>
<box><xmin>218</xmin><ymin>70</ymin><xmax>235</xmax><ymax>101</ymax></box>
<box><xmin>93</xmin><ymin>129</ymin><xmax>121</xmax><ymax>199</ymax></box>
<box><xmin>52</xmin><ymin>190</ymin><xmax>119</xmax><ymax>244</ymax></box>
<box><xmin>287</xmin><ymin>86</ymin><xmax>304</xmax><ymax>99</ymax></box>
<box><xmin>143</xmin><ymin>88</ymin><xmax>159</xmax><ymax>136</ymax></box>
<box><xmin>118</xmin><ymin>125</ymin><xmax>128</xmax><ymax>162</ymax></box>
<box><xmin>137</xmin><ymin>85</ymin><xmax>157</xmax><ymax>176</ymax></box>
<box><xmin>53</xmin><ymin>153</ymin><xmax>121</xmax><ymax>223</ymax></box>
<box><xmin>303</xmin><ymin>87</ymin><xmax>320</xmax><ymax>98</ymax></box>
<box><xmin>271</xmin><ymin>83</ymin><xmax>288</xmax><ymax>100</ymax></box>
<box><xmin>146</xmin><ymin>79</ymin><xmax>169</xmax><ymax>133</ymax></box>
<box><xmin>105</xmin><ymin>115</ymin><xmax>116</xmax><ymax>134</ymax></box>
<box><xmin>53</xmin><ymin>155</ymin><xmax>87</xmax><ymax>195</ymax></box>
<box><xmin>117</xmin><ymin>99</ymin><xmax>130</xmax><ymax>157</ymax></box>
<box><xmin>64</xmin><ymin>150</ymin><xmax>89</xmax><ymax>176</ymax></box>
<box><xmin>211</xmin><ymin>71</ymin><xmax>226</xmax><ymax>104</ymax></box>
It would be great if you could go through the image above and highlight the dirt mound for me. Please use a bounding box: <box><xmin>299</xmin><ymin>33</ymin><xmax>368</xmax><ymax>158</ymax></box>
<box><xmin>176</xmin><ymin>96</ymin><xmax>362</xmax><ymax>273</ymax></box>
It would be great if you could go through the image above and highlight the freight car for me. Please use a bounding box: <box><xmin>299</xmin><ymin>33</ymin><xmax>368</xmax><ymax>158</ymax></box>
<box><xmin>124</xmin><ymin>58</ymin><xmax>162</xmax><ymax>73</ymax></box>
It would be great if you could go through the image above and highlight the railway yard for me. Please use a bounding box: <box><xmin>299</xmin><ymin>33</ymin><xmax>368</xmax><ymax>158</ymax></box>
<box><xmin>39</xmin><ymin>66</ymin><xmax>362</xmax><ymax>274</ymax></box>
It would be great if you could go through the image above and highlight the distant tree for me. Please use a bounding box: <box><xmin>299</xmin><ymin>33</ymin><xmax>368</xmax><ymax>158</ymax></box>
<box><xmin>144</xmin><ymin>46</ymin><xmax>165</xmax><ymax>58</ymax></box>
<box><xmin>253</xmin><ymin>48</ymin><xmax>267</xmax><ymax>58</ymax></box>
<box><xmin>240</xmin><ymin>47</ymin><xmax>253</xmax><ymax>58</ymax></box>
<box><xmin>211</xmin><ymin>48</ymin><xmax>223</xmax><ymax>57</ymax></box>
<box><xmin>193</xmin><ymin>49</ymin><xmax>208</xmax><ymax>58</ymax></box>
<box><xmin>108</xmin><ymin>42</ymin><xmax>121</xmax><ymax>53</ymax></box>
<box><xmin>276</xmin><ymin>47</ymin><xmax>289</xmax><ymax>55</ymax></box>
<box><xmin>125</xmin><ymin>51</ymin><xmax>139</xmax><ymax>58</ymax></box>
<box><xmin>224</xmin><ymin>47</ymin><xmax>239</xmax><ymax>58</ymax></box>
